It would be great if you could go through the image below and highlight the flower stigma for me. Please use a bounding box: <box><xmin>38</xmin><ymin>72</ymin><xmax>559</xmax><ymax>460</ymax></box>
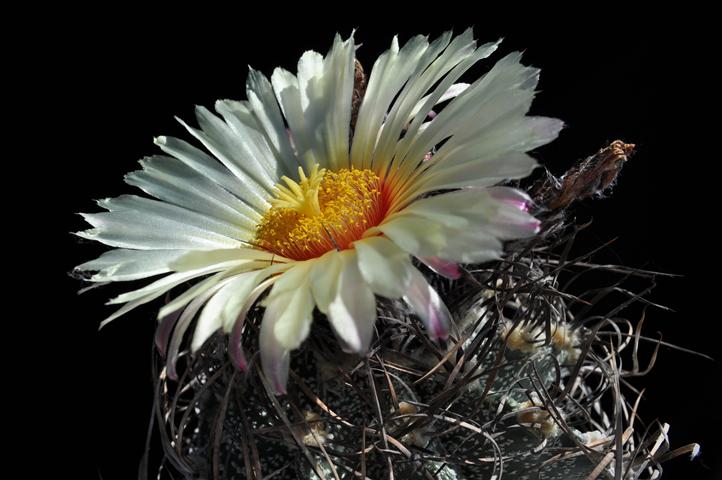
<box><xmin>254</xmin><ymin>164</ymin><xmax>387</xmax><ymax>260</ymax></box>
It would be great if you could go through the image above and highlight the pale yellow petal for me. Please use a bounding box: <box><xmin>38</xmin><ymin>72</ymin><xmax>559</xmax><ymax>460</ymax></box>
<box><xmin>353</xmin><ymin>236</ymin><xmax>412</xmax><ymax>298</ymax></box>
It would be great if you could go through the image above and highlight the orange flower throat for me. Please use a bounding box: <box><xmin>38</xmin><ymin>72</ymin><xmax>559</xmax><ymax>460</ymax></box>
<box><xmin>254</xmin><ymin>165</ymin><xmax>388</xmax><ymax>260</ymax></box>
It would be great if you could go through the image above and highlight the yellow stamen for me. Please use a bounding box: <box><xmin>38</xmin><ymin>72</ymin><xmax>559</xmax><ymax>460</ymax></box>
<box><xmin>271</xmin><ymin>164</ymin><xmax>326</xmax><ymax>217</ymax></box>
<box><xmin>255</xmin><ymin>164</ymin><xmax>386</xmax><ymax>260</ymax></box>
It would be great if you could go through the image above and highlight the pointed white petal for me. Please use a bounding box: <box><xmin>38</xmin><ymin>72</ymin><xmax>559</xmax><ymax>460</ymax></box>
<box><xmin>402</xmin><ymin>52</ymin><xmax>539</xmax><ymax>171</ymax></box>
<box><xmin>107</xmin><ymin>259</ymin><xmax>250</xmax><ymax>306</ymax></box>
<box><xmin>265</xmin><ymin>261</ymin><xmax>315</xmax><ymax>350</ymax></box>
<box><xmin>245</xmin><ymin>67</ymin><xmax>299</xmax><ymax>176</ymax></box>
<box><xmin>194</xmin><ymin>104</ymin><xmax>278</xmax><ymax>186</ymax></box>
<box><xmin>327</xmin><ymin>251</ymin><xmax>377</xmax><ymax>352</ymax></box>
<box><xmin>415</xmin><ymin>152</ymin><xmax>538</xmax><ymax>195</ymax></box>
<box><xmin>153</xmin><ymin>135</ymin><xmax>267</xmax><ymax>213</ymax></box>
<box><xmin>100</xmin><ymin>291</ymin><xmax>167</xmax><ymax>329</ymax></box>
<box><xmin>190</xmin><ymin>275</ymin><xmax>238</xmax><ymax>352</ymax></box>
<box><xmin>406</xmin><ymin>82</ymin><xmax>470</xmax><ymax>121</ymax></box>
<box><xmin>229</xmin><ymin>277</ymin><xmax>277</xmax><ymax>371</ymax></box>
<box><xmin>351</xmin><ymin>34</ymin><xmax>439</xmax><ymax>170</ymax></box>
<box><xmin>177</xmin><ymin>110</ymin><xmax>275</xmax><ymax>208</ymax></box>
<box><xmin>99</xmin><ymin>257</ymin><xmax>249</xmax><ymax>329</ymax></box>
<box><xmin>409</xmin><ymin>116</ymin><xmax>562</xmax><ymax>198</ymax></box>
<box><xmin>169</xmin><ymin>248</ymin><xmax>283</xmax><ymax>272</ymax></box>
<box><xmin>372</xmin><ymin>213</ymin><xmax>504</xmax><ymax>264</ymax></box>
<box><xmin>309</xmin><ymin>250</ymin><xmax>344</xmax><ymax>314</ymax></box>
<box><xmin>379</xmin><ymin>33</ymin><xmax>499</xmax><ymax>180</ymax></box>
<box><xmin>190</xmin><ymin>264</ymin><xmax>288</xmax><ymax>352</ymax></box>
<box><xmin>125</xmin><ymin>155</ymin><xmax>260</xmax><ymax>231</ymax></box>
<box><xmin>213</xmin><ymin>99</ymin><xmax>279</xmax><ymax>177</ymax></box>
<box><xmin>75</xmin><ymin>249</ymin><xmax>187</xmax><ymax>282</ymax></box>
<box><xmin>353</xmin><ymin>236</ymin><xmax>412</xmax><ymax>298</ymax></box>
<box><xmin>271</xmin><ymin>34</ymin><xmax>355</xmax><ymax>171</ymax></box>
<box><xmin>397</xmin><ymin>56</ymin><xmax>563</xmax><ymax>198</ymax></box>
<box><xmin>166</xmin><ymin>284</ymin><xmax>224</xmax><ymax>380</ymax></box>
<box><xmin>78</xmin><ymin>195</ymin><xmax>246</xmax><ymax>250</ymax></box>
<box><xmin>395</xmin><ymin>185</ymin><xmax>539</xmax><ymax>238</ymax></box>
<box><xmin>403</xmin><ymin>268</ymin><xmax>451</xmax><ymax>341</ymax></box>
<box><xmin>157</xmin><ymin>271</ymin><xmax>227</xmax><ymax>321</ymax></box>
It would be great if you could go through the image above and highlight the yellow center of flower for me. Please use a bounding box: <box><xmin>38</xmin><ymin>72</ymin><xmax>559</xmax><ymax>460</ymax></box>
<box><xmin>254</xmin><ymin>164</ymin><xmax>387</xmax><ymax>260</ymax></box>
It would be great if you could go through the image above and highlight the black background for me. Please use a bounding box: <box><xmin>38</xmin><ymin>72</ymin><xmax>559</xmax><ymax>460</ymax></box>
<box><xmin>34</xmin><ymin>9</ymin><xmax>718</xmax><ymax>480</ymax></box>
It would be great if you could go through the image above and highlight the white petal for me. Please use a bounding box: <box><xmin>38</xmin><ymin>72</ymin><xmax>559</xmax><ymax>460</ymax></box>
<box><xmin>370</xmin><ymin>214</ymin><xmax>447</xmax><ymax>258</ymax></box>
<box><xmin>407</xmin><ymin>188</ymin><xmax>539</xmax><ymax>240</ymax></box>
<box><xmin>107</xmin><ymin>259</ymin><xmax>250</xmax><ymax>306</ymax></box>
<box><xmin>157</xmin><ymin>271</ymin><xmax>227</xmax><ymax>320</ymax></box>
<box><xmin>416</xmin><ymin>152</ymin><xmax>538</xmax><ymax>194</ymax></box>
<box><xmin>351</xmin><ymin>34</ymin><xmax>431</xmax><ymax>170</ymax></box>
<box><xmin>403</xmin><ymin>268</ymin><xmax>451</xmax><ymax>341</ymax></box>
<box><xmin>265</xmin><ymin>261</ymin><xmax>315</xmax><ymax>350</ymax></box>
<box><xmin>271</xmin><ymin>34</ymin><xmax>355</xmax><ymax>171</ymax></box>
<box><xmin>244</xmin><ymin>68</ymin><xmax>299</xmax><ymax>175</ymax></box>
<box><xmin>75</xmin><ymin>249</ymin><xmax>187</xmax><ymax>282</ymax></box>
<box><xmin>487</xmin><ymin>186</ymin><xmax>534</xmax><ymax>212</ymax></box>
<box><xmin>213</xmin><ymin>99</ymin><xmax>279</xmax><ymax>178</ymax></box>
<box><xmin>353</xmin><ymin>236</ymin><xmax>412</xmax><ymax>298</ymax></box>
<box><xmin>100</xmin><ymin>291</ymin><xmax>167</xmax><ymax>329</ymax></box>
<box><xmin>219</xmin><ymin>264</ymin><xmax>290</xmax><ymax>332</ymax></box>
<box><xmin>409</xmin><ymin>52</ymin><xmax>540</xmax><ymax>167</ymax></box>
<box><xmin>327</xmin><ymin>251</ymin><xmax>377</xmax><ymax>352</ymax></box>
<box><xmin>433</xmin><ymin>116</ymin><xmax>564</xmax><ymax>171</ymax></box>
<box><xmin>379</xmin><ymin>186</ymin><xmax>540</xmax><ymax>264</ymax></box>
<box><xmin>381</xmin><ymin>33</ymin><xmax>500</xmax><ymax>181</ymax></box>
<box><xmin>406</xmin><ymin>82</ymin><xmax>470</xmax><ymax>121</ymax></box>
<box><xmin>399</xmin><ymin>191</ymin><xmax>486</xmax><ymax>229</ymax></box>
<box><xmin>174</xmin><ymin>117</ymin><xmax>273</xmax><ymax>213</ymax></box>
<box><xmin>309</xmin><ymin>250</ymin><xmax>344</xmax><ymax>314</ymax></box>
<box><xmin>190</xmin><ymin>265</ymin><xmax>287</xmax><ymax>352</ymax></box>
<box><xmin>166</xmin><ymin>284</ymin><xmax>223</xmax><ymax>379</ymax></box>
<box><xmin>261</xmin><ymin>263</ymin><xmax>316</xmax><ymax>395</ymax></box>
<box><xmin>190</xmin><ymin>275</ymin><xmax>239</xmax><ymax>351</ymax></box>
<box><xmin>398</xmin><ymin>54</ymin><xmax>563</xmax><ymax>197</ymax></box>
<box><xmin>153</xmin><ymin>135</ymin><xmax>266</xmax><ymax>213</ymax></box>
<box><xmin>259</xmin><ymin>300</ymin><xmax>291</xmax><ymax>395</ymax></box>
<box><xmin>372</xmin><ymin>213</ymin><xmax>504</xmax><ymax>264</ymax></box>
<box><xmin>229</xmin><ymin>277</ymin><xmax>276</xmax><ymax>371</ymax></box>
<box><xmin>408</xmin><ymin>117</ymin><xmax>562</xmax><ymax>197</ymax></box>
<box><xmin>99</xmin><ymin>264</ymin><xmax>233</xmax><ymax>329</ymax></box>
<box><xmin>77</xmin><ymin>195</ymin><xmax>245</xmax><ymax>250</ymax></box>
<box><xmin>189</xmin><ymin>105</ymin><xmax>278</xmax><ymax>189</ymax></box>
<box><xmin>125</xmin><ymin>155</ymin><xmax>260</xmax><ymax>232</ymax></box>
<box><xmin>169</xmin><ymin>248</ymin><xmax>283</xmax><ymax>272</ymax></box>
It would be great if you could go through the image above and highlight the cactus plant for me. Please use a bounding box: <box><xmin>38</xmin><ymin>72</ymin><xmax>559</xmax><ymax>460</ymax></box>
<box><xmin>145</xmin><ymin>143</ymin><xmax>698</xmax><ymax>479</ymax></box>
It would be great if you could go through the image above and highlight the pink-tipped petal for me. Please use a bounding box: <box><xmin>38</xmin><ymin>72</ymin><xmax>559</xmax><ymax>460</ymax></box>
<box><xmin>403</xmin><ymin>268</ymin><xmax>451</xmax><ymax>341</ymax></box>
<box><xmin>486</xmin><ymin>187</ymin><xmax>541</xmax><ymax>237</ymax></box>
<box><xmin>228</xmin><ymin>278</ymin><xmax>275</xmax><ymax>371</ymax></box>
<box><xmin>155</xmin><ymin>308</ymin><xmax>182</xmax><ymax>358</ymax></box>
<box><xmin>228</xmin><ymin>316</ymin><xmax>248</xmax><ymax>372</ymax></box>
<box><xmin>487</xmin><ymin>186</ymin><xmax>533</xmax><ymax>212</ymax></box>
<box><xmin>418</xmin><ymin>256</ymin><xmax>462</xmax><ymax>280</ymax></box>
<box><xmin>260</xmin><ymin>318</ymin><xmax>290</xmax><ymax>395</ymax></box>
